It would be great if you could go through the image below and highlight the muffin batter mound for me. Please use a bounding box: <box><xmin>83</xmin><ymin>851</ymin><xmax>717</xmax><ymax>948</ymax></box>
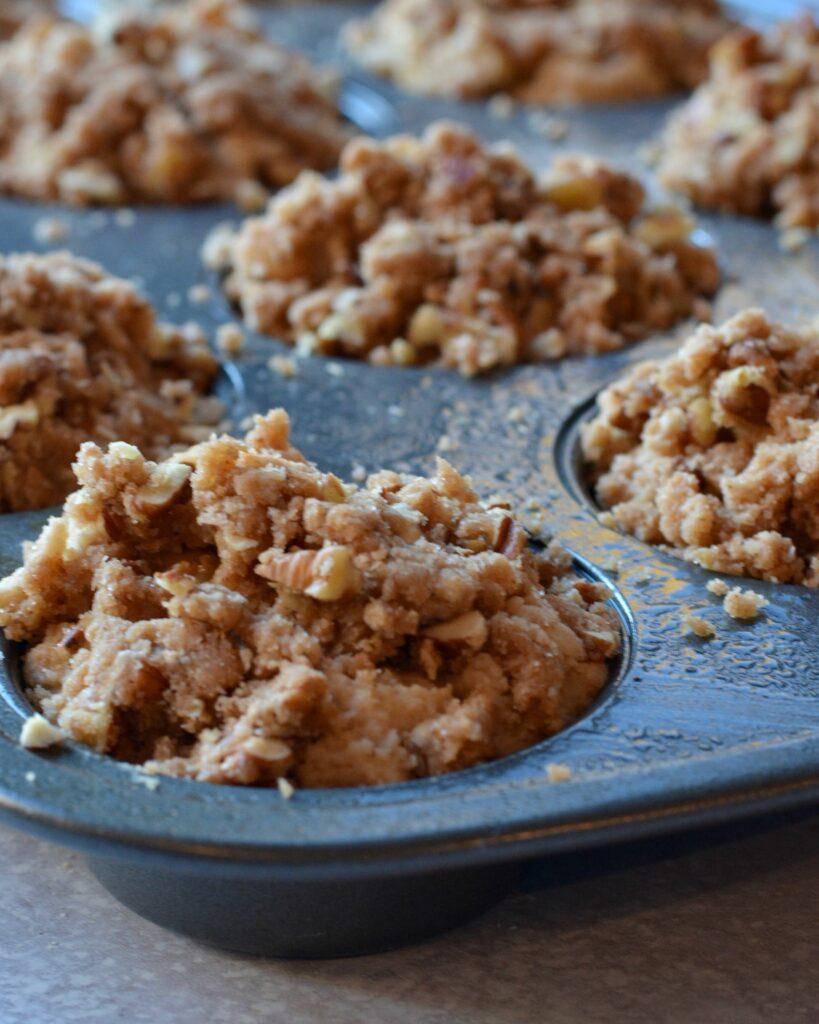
<box><xmin>0</xmin><ymin>412</ymin><xmax>620</xmax><ymax>788</ymax></box>
<box><xmin>344</xmin><ymin>0</ymin><xmax>730</xmax><ymax>104</ymax></box>
<box><xmin>0</xmin><ymin>251</ymin><xmax>218</xmax><ymax>511</ymax></box>
<box><xmin>657</xmin><ymin>16</ymin><xmax>819</xmax><ymax>231</ymax></box>
<box><xmin>582</xmin><ymin>309</ymin><xmax>819</xmax><ymax>585</ymax></box>
<box><xmin>208</xmin><ymin>121</ymin><xmax>718</xmax><ymax>375</ymax></box>
<box><xmin>0</xmin><ymin>0</ymin><xmax>349</xmax><ymax>205</ymax></box>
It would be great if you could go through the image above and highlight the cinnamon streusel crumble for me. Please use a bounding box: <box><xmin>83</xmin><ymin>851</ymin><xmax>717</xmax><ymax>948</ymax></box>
<box><xmin>0</xmin><ymin>0</ymin><xmax>349</xmax><ymax>205</ymax></box>
<box><xmin>582</xmin><ymin>309</ymin><xmax>819</xmax><ymax>586</ymax></box>
<box><xmin>0</xmin><ymin>411</ymin><xmax>620</xmax><ymax>788</ymax></box>
<box><xmin>207</xmin><ymin>122</ymin><xmax>718</xmax><ymax>375</ymax></box>
<box><xmin>344</xmin><ymin>0</ymin><xmax>730</xmax><ymax>104</ymax></box>
<box><xmin>0</xmin><ymin>251</ymin><xmax>219</xmax><ymax>512</ymax></box>
<box><xmin>657</xmin><ymin>16</ymin><xmax>819</xmax><ymax>231</ymax></box>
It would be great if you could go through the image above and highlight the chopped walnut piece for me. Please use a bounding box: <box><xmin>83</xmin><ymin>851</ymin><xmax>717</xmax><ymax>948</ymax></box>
<box><xmin>658</xmin><ymin>16</ymin><xmax>819</xmax><ymax>231</ymax></box>
<box><xmin>213</xmin><ymin>121</ymin><xmax>718</xmax><ymax>374</ymax></box>
<box><xmin>0</xmin><ymin>251</ymin><xmax>218</xmax><ymax>512</ymax></box>
<box><xmin>583</xmin><ymin>310</ymin><xmax>819</xmax><ymax>587</ymax></box>
<box><xmin>345</xmin><ymin>0</ymin><xmax>730</xmax><ymax>103</ymax></box>
<box><xmin>0</xmin><ymin>411</ymin><xmax>620</xmax><ymax>789</ymax></box>
<box><xmin>0</xmin><ymin>0</ymin><xmax>349</xmax><ymax>205</ymax></box>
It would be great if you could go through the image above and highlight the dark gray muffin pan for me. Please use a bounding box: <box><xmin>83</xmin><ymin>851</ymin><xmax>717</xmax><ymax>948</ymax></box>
<box><xmin>1</xmin><ymin>1</ymin><xmax>819</xmax><ymax>958</ymax></box>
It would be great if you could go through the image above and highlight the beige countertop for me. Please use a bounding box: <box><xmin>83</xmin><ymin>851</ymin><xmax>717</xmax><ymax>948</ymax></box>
<box><xmin>1</xmin><ymin>810</ymin><xmax>818</xmax><ymax>1024</ymax></box>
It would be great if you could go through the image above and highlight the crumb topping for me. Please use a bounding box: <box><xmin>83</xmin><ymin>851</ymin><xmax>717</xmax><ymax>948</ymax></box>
<box><xmin>658</xmin><ymin>16</ymin><xmax>819</xmax><ymax>231</ymax></box>
<box><xmin>208</xmin><ymin>121</ymin><xmax>718</xmax><ymax>375</ymax></box>
<box><xmin>345</xmin><ymin>0</ymin><xmax>730</xmax><ymax>104</ymax></box>
<box><xmin>0</xmin><ymin>0</ymin><xmax>349</xmax><ymax>205</ymax></box>
<box><xmin>0</xmin><ymin>411</ymin><xmax>620</xmax><ymax>788</ymax></box>
<box><xmin>0</xmin><ymin>251</ymin><xmax>218</xmax><ymax>512</ymax></box>
<box><xmin>583</xmin><ymin>309</ymin><xmax>819</xmax><ymax>586</ymax></box>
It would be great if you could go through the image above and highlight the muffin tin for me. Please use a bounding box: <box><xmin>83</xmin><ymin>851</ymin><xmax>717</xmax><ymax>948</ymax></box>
<box><xmin>1</xmin><ymin>1</ymin><xmax>819</xmax><ymax>958</ymax></box>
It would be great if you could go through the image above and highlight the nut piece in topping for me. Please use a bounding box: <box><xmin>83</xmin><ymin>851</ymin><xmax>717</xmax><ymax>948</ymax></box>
<box><xmin>211</xmin><ymin>121</ymin><xmax>718</xmax><ymax>375</ymax></box>
<box><xmin>0</xmin><ymin>410</ymin><xmax>620</xmax><ymax>789</ymax></box>
<box><xmin>583</xmin><ymin>309</ymin><xmax>819</xmax><ymax>587</ymax></box>
<box><xmin>0</xmin><ymin>0</ymin><xmax>350</xmax><ymax>205</ymax></box>
<box><xmin>20</xmin><ymin>713</ymin><xmax>63</xmax><ymax>749</ymax></box>
<box><xmin>344</xmin><ymin>0</ymin><xmax>730</xmax><ymax>103</ymax></box>
<box><xmin>0</xmin><ymin>251</ymin><xmax>218</xmax><ymax>512</ymax></box>
<box><xmin>657</xmin><ymin>16</ymin><xmax>819</xmax><ymax>232</ymax></box>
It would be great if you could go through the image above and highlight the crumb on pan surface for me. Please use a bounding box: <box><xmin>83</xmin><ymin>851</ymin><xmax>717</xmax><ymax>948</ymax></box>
<box><xmin>344</xmin><ymin>0</ymin><xmax>730</xmax><ymax>104</ymax></box>
<box><xmin>657</xmin><ymin>15</ymin><xmax>819</xmax><ymax>231</ymax></box>
<box><xmin>681</xmin><ymin>609</ymin><xmax>715</xmax><ymax>638</ymax></box>
<box><xmin>0</xmin><ymin>410</ymin><xmax>620</xmax><ymax>788</ymax></box>
<box><xmin>0</xmin><ymin>251</ymin><xmax>219</xmax><ymax>512</ymax></box>
<box><xmin>207</xmin><ymin>121</ymin><xmax>718</xmax><ymax>376</ymax></box>
<box><xmin>723</xmin><ymin>586</ymin><xmax>768</xmax><ymax>619</ymax></box>
<box><xmin>0</xmin><ymin>0</ymin><xmax>349</xmax><ymax>205</ymax></box>
<box><xmin>582</xmin><ymin>308</ymin><xmax>819</xmax><ymax>586</ymax></box>
<box><xmin>19</xmin><ymin>712</ymin><xmax>63</xmax><ymax>749</ymax></box>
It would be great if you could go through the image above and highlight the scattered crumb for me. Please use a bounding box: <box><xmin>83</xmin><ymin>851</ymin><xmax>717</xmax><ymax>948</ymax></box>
<box><xmin>681</xmin><ymin>610</ymin><xmax>716</xmax><ymax>639</ymax></box>
<box><xmin>488</xmin><ymin>93</ymin><xmax>515</xmax><ymax>120</ymax></box>
<box><xmin>325</xmin><ymin>362</ymin><xmax>344</xmax><ymax>377</ymax></box>
<box><xmin>277</xmin><ymin>777</ymin><xmax>295</xmax><ymax>800</ymax></box>
<box><xmin>20</xmin><ymin>713</ymin><xmax>63</xmax><ymax>749</ymax></box>
<box><xmin>723</xmin><ymin>587</ymin><xmax>768</xmax><ymax>620</ymax></box>
<box><xmin>545</xmin><ymin>762</ymin><xmax>572</xmax><ymax>782</ymax></box>
<box><xmin>269</xmin><ymin>354</ymin><xmax>297</xmax><ymax>378</ymax></box>
<box><xmin>188</xmin><ymin>283</ymin><xmax>211</xmax><ymax>305</ymax></box>
<box><xmin>525</xmin><ymin>498</ymin><xmax>540</xmax><ymax>511</ymax></box>
<box><xmin>351</xmin><ymin>464</ymin><xmax>367</xmax><ymax>482</ymax></box>
<box><xmin>506</xmin><ymin>405</ymin><xmax>525</xmax><ymax>423</ymax></box>
<box><xmin>388</xmin><ymin>404</ymin><xmax>404</xmax><ymax>417</ymax></box>
<box><xmin>216</xmin><ymin>323</ymin><xmax>246</xmax><ymax>357</ymax></box>
<box><xmin>114</xmin><ymin>208</ymin><xmax>136</xmax><ymax>228</ymax></box>
<box><xmin>706</xmin><ymin>578</ymin><xmax>729</xmax><ymax>597</ymax></box>
<box><xmin>33</xmin><ymin>216</ymin><xmax>69</xmax><ymax>244</ymax></box>
<box><xmin>24</xmin><ymin>771</ymin><xmax>36</xmax><ymax>784</ymax></box>
<box><xmin>135</xmin><ymin>774</ymin><xmax>160</xmax><ymax>791</ymax></box>
<box><xmin>436</xmin><ymin>434</ymin><xmax>454</xmax><ymax>452</ymax></box>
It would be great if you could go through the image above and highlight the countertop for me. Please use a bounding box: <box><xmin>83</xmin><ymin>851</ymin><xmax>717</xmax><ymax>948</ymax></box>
<box><xmin>2</xmin><ymin>809</ymin><xmax>817</xmax><ymax>1024</ymax></box>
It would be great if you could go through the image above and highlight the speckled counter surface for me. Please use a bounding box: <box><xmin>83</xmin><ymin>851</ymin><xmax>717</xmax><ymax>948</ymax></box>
<box><xmin>2</xmin><ymin>813</ymin><xmax>818</xmax><ymax>1024</ymax></box>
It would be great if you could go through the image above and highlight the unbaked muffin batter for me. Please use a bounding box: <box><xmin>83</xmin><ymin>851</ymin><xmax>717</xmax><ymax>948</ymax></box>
<box><xmin>657</xmin><ymin>16</ymin><xmax>819</xmax><ymax>231</ymax></box>
<box><xmin>0</xmin><ymin>251</ymin><xmax>218</xmax><ymax>511</ymax></box>
<box><xmin>207</xmin><ymin>121</ymin><xmax>718</xmax><ymax>375</ymax></box>
<box><xmin>0</xmin><ymin>0</ymin><xmax>349</xmax><ymax>205</ymax></box>
<box><xmin>0</xmin><ymin>411</ymin><xmax>620</xmax><ymax>788</ymax></box>
<box><xmin>583</xmin><ymin>309</ymin><xmax>819</xmax><ymax>585</ymax></box>
<box><xmin>345</xmin><ymin>0</ymin><xmax>730</xmax><ymax>103</ymax></box>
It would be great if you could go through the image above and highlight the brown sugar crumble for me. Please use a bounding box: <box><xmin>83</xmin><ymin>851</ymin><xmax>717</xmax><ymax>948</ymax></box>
<box><xmin>0</xmin><ymin>0</ymin><xmax>349</xmax><ymax>206</ymax></box>
<box><xmin>0</xmin><ymin>251</ymin><xmax>219</xmax><ymax>512</ymax></box>
<box><xmin>657</xmin><ymin>16</ymin><xmax>819</xmax><ymax>232</ymax></box>
<box><xmin>206</xmin><ymin>121</ymin><xmax>718</xmax><ymax>375</ymax></box>
<box><xmin>582</xmin><ymin>309</ymin><xmax>819</xmax><ymax>586</ymax></box>
<box><xmin>0</xmin><ymin>410</ymin><xmax>621</xmax><ymax>789</ymax></box>
<box><xmin>344</xmin><ymin>0</ymin><xmax>730</xmax><ymax>104</ymax></box>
